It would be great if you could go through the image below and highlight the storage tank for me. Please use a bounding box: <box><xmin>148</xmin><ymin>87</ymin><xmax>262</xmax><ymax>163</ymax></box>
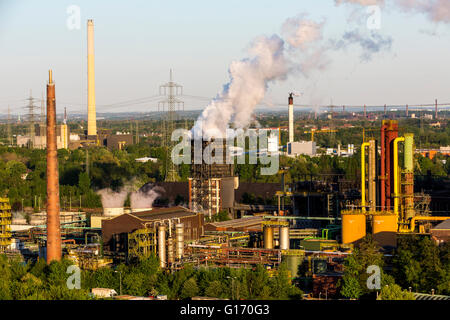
<box><xmin>158</xmin><ymin>225</ymin><xmax>166</xmax><ymax>268</ymax></box>
<box><xmin>279</xmin><ymin>226</ymin><xmax>290</xmax><ymax>250</ymax></box>
<box><xmin>341</xmin><ymin>211</ymin><xmax>366</xmax><ymax>244</ymax></box>
<box><xmin>282</xmin><ymin>253</ymin><xmax>304</xmax><ymax>279</ymax></box>
<box><xmin>263</xmin><ymin>225</ymin><xmax>274</xmax><ymax>249</ymax></box>
<box><xmin>175</xmin><ymin>223</ymin><xmax>184</xmax><ymax>260</ymax></box>
<box><xmin>103</xmin><ymin>207</ymin><xmax>124</xmax><ymax>217</ymax></box>
<box><xmin>372</xmin><ymin>213</ymin><xmax>398</xmax><ymax>247</ymax></box>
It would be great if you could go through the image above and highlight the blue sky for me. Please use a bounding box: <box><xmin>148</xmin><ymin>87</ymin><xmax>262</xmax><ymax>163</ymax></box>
<box><xmin>0</xmin><ymin>0</ymin><xmax>449</xmax><ymax>115</ymax></box>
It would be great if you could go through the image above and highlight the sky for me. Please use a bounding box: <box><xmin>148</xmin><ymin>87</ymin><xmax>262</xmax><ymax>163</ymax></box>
<box><xmin>0</xmin><ymin>0</ymin><xmax>449</xmax><ymax>116</ymax></box>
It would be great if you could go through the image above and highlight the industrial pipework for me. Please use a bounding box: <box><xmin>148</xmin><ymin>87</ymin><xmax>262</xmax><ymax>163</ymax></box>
<box><xmin>393</xmin><ymin>136</ymin><xmax>405</xmax><ymax>217</ymax></box>
<box><xmin>360</xmin><ymin>142</ymin><xmax>370</xmax><ymax>212</ymax></box>
<box><xmin>46</xmin><ymin>70</ymin><xmax>62</xmax><ymax>263</ymax></box>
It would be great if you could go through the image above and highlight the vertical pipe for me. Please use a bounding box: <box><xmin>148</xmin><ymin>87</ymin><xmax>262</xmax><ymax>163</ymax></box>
<box><xmin>385</xmin><ymin>120</ymin><xmax>398</xmax><ymax>210</ymax></box>
<box><xmin>87</xmin><ymin>19</ymin><xmax>97</xmax><ymax>137</ymax></box>
<box><xmin>404</xmin><ymin>133</ymin><xmax>414</xmax><ymax>220</ymax></box>
<box><xmin>46</xmin><ymin>70</ymin><xmax>61</xmax><ymax>263</ymax></box>
<box><xmin>393</xmin><ymin>137</ymin><xmax>405</xmax><ymax>217</ymax></box>
<box><xmin>288</xmin><ymin>94</ymin><xmax>294</xmax><ymax>143</ymax></box>
<box><xmin>158</xmin><ymin>225</ymin><xmax>166</xmax><ymax>268</ymax></box>
<box><xmin>380</xmin><ymin>122</ymin><xmax>386</xmax><ymax>210</ymax></box>
<box><xmin>175</xmin><ymin>223</ymin><xmax>184</xmax><ymax>260</ymax></box>
<box><xmin>361</xmin><ymin>142</ymin><xmax>370</xmax><ymax>212</ymax></box>
<box><xmin>368</xmin><ymin>140</ymin><xmax>376</xmax><ymax>212</ymax></box>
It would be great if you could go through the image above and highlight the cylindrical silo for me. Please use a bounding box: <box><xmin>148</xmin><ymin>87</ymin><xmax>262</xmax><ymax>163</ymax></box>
<box><xmin>341</xmin><ymin>211</ymin><xmax>366</xmax><ymax>245</ymax></box>
<box><xmin>263</xmin><ymin>225</ymin><xmax>274</xmax><ymax>249</ymax></box>
<box><xmin>404</xmin><ymin>133</ymin><xmax>414</xmax><ymax>220</ymax></box>
<box><xmin>372</xmin><ymin>213</ymin><xmax>398</xmax><ymax>247</ymax></box>
<box><xmin>158</xmin><ymin>225</ymin><xmax>166</xmax><ymax>268</ymax></box>
<box><xmin>279</xmin><ymin>226</ymin><xmax>290</xmax><ymax>250</ymax></box>
<box><xmin>175</xmin><ymin>223</ymin><xmax>184</xmax><ymax>260</ymax></box>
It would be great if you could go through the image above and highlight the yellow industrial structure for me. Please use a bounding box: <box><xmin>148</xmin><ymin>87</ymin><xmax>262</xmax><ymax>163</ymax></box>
<box><xmin>303</xmin><ymin>128</ymin><xmax>337</xmax><ymax>142</ymax></box>
<box><xmin>0</xmin><ymin>197</ymin><xmax>12</xmax><ymax>252</ymax></box>
<box><xmin>342</xmin><ymin>128</ymin><xmax>450</xmax><ymax>247</ymax></box>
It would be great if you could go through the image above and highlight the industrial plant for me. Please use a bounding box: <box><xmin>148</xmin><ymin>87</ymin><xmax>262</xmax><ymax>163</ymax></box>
<box><xmin>1</xmin><ymin>1</ymin><xmax>450</xmax><ymax>304</ymax></box>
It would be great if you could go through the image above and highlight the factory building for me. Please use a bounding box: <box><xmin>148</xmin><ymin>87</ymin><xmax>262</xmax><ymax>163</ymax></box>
<box><xmin>16</xmin><ymin>123</ymin><xmax>69</xmax><ymax>150</ymax></box>
<box><xmin>101</xmin><ymin>206</ymin><xmax>204</xmax><ymax>261</ymax></box>
<box><xmin>287</xmin><ymin>141</ymin><xmax>316</xmax><ymax>157</ymax></box>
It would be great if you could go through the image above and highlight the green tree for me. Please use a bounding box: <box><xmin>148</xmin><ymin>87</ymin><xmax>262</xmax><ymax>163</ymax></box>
<box><xmin>180</xmin><ymin>277</ymin><xmax>199</xmax><ymax>299</ymax></box>
<box><xmin>377</xmin><ymin>284</ymin><xmax>415</xmax><ymax>300</ymax></box>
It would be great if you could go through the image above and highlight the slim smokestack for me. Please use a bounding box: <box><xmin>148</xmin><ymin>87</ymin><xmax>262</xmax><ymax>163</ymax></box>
<box><xmin>46</xmin><ymin>70</ymin><xmax>62</xmax><ymax>263</ymax></box>
<box><xmin>87</xmin><ymin>19</ymin><xmax>97</xmax><ymax>137</ymax></box>
<box><xmin>406</xmin><ymin>104</ymin><xmax>408</xmax><ymax>117</ymax></box>
<box><xmin>435</xmin><ymin>99</ymin><xmax>438</xmax><ymax>120</ymax></box>
<box><xmin>364</xmin><ymin>104</ymin><xmax>367</xmax><ymax>118</ymax></box>
<box><xmin>288</xmin><ymin>93</ymin><xmax>294</xmax><ymax>143</ymax></box>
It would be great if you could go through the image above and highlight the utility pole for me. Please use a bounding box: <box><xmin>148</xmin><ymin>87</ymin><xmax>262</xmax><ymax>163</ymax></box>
<box><xmin>158</xmin><ymin>69</ymin><xmax>184</xmax><ymax>182</ymax></box>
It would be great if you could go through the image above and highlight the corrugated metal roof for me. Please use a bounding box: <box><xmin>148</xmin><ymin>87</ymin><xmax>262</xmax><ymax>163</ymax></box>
<box><xmin>131</xmin><ymin>206</ymin><xmax>196</xmax><ymax>221</ymax></box>
<box><xmin>413</xmin><ymin>293</ymin><xmax>450</xmax><ymax>300</ymax></box>
<box><xmin>432</xmin><ymin>219</ymin><xmax>450</xmax><ymax>230</ymax></box>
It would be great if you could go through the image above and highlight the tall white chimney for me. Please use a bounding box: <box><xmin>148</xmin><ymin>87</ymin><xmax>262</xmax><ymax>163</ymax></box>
<box><xmin>87</xmin><ymin>19</ymin><xmax>97</xmax><ymax>137</ymax></box>
<box><xmin>288</xmin><ymin>93</ymin><xmax>294</xmax><ymax>143</ymax></box>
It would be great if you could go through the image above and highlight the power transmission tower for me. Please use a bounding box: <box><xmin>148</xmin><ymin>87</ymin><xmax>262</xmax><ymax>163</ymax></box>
<box><xmin>25</xmin><ymin>90</ymin><xmax>36</xmax><ymax>149</ymax></box>
<box><xmin>158</xmin><ymin>69</ymin><xmax>184</xmax><ymax>182</ymax></box>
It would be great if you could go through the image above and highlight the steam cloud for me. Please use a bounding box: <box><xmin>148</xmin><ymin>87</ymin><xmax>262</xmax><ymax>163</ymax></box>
<box><xmin>130</xmin><ymin>186</ymin><xmax>164</xmax><ymax>209</ymax></box>
<box><xmin>395</xmin><ymin>0</ymin><xmax>450</xmax><ymax>23</ymax></box>
<box><xmin>337</xmin><ymin>0</ymin><xmax>450</xmax><ymax>23</ymax></box>
<box><xmin>192</xmin><ymin>15</ymin><xmax>326</xmax><ymax>139</ymax></box>
<box><xmin>335</xmin><ymin>30</ymin><xmax>393</xmax><ymax>61</ymax></box>
<box><xmin>98</xmin><ymin>188</ymin><xmax>128</xmax><ymax>208</ymax></box>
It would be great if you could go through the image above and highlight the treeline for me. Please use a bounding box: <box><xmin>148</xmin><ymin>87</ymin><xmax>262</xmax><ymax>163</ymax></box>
<box><xmin>0</xmin><ymin>255</ymin><xmax>302</xmax><ymax>300</ymax></box>
<box><xmin>338</xmin><ymin>236</ymin><xmax>450</xmax><ymax>299</ymax></box>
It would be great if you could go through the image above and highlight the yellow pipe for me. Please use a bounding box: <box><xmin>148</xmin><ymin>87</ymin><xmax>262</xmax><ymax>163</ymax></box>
<box><xmin>361</xmin><ymin>142</ymin><xmax>370</xmax><ymax>212</ymax></box>
<box><xmin>393</xmin><ymin>137</ymin><xmax>405</xmax><ymax>217</ymax></box>
<box><xmin>399</xmin><ymin>216</ymin><xmax>450</xmax><ymax>233</ymax></box>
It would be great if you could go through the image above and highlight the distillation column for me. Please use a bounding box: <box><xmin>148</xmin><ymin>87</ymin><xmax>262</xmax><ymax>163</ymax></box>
<box><xmin>158</xmin><ymin>225</ymin><xmax>166</xmax><ymax>268</ymax></box>
<box><xmin>403</xmin><ymin>133</ymin><xmax>415</xmax><ymax>220</ymax></box>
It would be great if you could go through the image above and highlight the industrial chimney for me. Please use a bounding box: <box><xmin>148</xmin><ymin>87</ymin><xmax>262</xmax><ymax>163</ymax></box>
<box><xmin>87</xmin><ymin>19</ymin><xmax>97</xmax><ymax>137</ymax></box>
<box><xmin>46</xmin><ymin>70</ymin><xmax>62</xmax><ymax>263</ymax></box>
<box><xmin>288</xmin><ymin>93</ymin><xmax>294</xmax><ymax>143</ymax></box>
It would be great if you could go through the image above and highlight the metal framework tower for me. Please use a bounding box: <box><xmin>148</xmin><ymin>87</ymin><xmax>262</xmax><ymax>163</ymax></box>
<box><xmin>26</xmin><ymin>91</ymin><xmax>36</xmax><ymax>149</ymax></box>
<box><xmin>158</xmin><ymin>70</ymin><xmax>184</xmax><ymax>182</ymax></box>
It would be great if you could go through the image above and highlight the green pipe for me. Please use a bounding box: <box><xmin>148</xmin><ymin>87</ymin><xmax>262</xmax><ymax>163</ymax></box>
<box><xmin>404</xmin><ymin>133</ymin><xmax>414</xmax><ymax>172</ymax></box>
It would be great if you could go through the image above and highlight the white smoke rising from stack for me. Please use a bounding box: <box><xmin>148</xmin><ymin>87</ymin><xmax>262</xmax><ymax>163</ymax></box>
<box><xmin>98</xmin><ymin>188</ymin><xmax>128</xmax><ymax>208</ymax></box>
<box><xmin>336</xmin><ymin>0</ymin><xmax>450</xmax><ymax>23</ymax></box>
<box><xmin>192</xmin><ymin>15</ymin><xmax>326</xmax><ymax>139</ymax></box>
<box><xmin>130</xmin><ymin>186</ymin><xmax>164</xmax><ymax>209</ymax></box>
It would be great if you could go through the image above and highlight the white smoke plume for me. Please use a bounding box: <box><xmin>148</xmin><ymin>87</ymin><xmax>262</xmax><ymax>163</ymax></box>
<box><xmin>192</xmin><ymin>15</ymin><xmax>326</xmax><ymax>139</ymax></box>
<box><xmin>335</xmin><ymin>0</ymin><xmax>384</xmax><ymax>6</ymax></box>
<box><xmin>130</xmin><ymin>186</ymin><xmax>164</xmax><ymax>209</ymax></box>
<box><xmin>395</xmin><ymin>0</ymin><xmax>450</xmax><ymax>23</ymax></box>
<box><xmin>334</xmin><ymin>29</ymin><xmax>393</xmax><ymax>61</ymax></box>
<box><xmin>337</xmin><ymin>0</ymin><xmax>450</xmax><ymax>23</ymax></box>
<box><xmin>97</xmin><ymin>188</ymin><xmax>128</xmax><ymax>208</ymax></box>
